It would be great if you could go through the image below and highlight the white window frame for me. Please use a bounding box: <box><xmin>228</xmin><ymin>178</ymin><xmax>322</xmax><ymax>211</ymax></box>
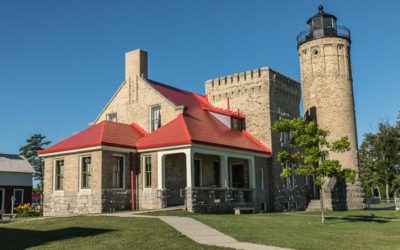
<box><xmin>149</xmin><ymin>104</ymin><xmax>161</xmax><ymax>132</ymax></box>
<box><xmin>106</xmin><ymin>112</ymin><xmax>118</xmax><ymax>122</ymax></box>
<box><xmin>112</xmin><ymin>154</ymin><xmax>125</xmax><ymax>189</ymax></box>
<box><xmin>0</xmin><ymin>188</ymin><xmax>5</xmax><ymax>211</ymax></box>
<box><xmin>194</xmin><ymin>158</ymin><xmax>203</xmax><ymax>187</ymax></box>
<box><xmin>53</xmin><ymin>158</ymin><xmax>64</xmax><ymax>192</ymax></box>
<box><xmin>79</xmin><ymin>155</ymin><xmax>92</xmax><ymax>191</ymax></box>
<box><xmin>143</xmin><ymin>155</ymin><xmax>152</xmax><ymax>189</ymax></box>
<box><xmin>13</xmin><ymin>189</ymin><xmax>24</xmax><ymax>205</ymax></box>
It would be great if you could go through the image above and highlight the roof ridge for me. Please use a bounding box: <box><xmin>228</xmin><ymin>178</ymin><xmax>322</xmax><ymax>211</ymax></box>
<box><xmin>179</xmin><ymin>113</ymin><xmax>192</xmax><ymax>142</ymax></box>
<box><xmin>242</xmin><ymin>131</ymin><xmax>272</xmax><ymax>154</ymax></box>
<box><xmin>131</xmin><ymin>123</ymin><xmax>149</xmax><ymax>136</ymax></box>
<box><xmin>99</xmin><ymin>120</ymin><xmax>107</xmax><ymax>144</ymax></box>
<box><xmin>148</xmin><ymin>79</ymin><xmax>194</xmax><ymax>95</ymax></box>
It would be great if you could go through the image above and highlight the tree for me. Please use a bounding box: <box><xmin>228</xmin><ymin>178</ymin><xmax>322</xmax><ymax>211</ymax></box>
<box><xmin>359</xmin><ymin>133</ymin><xmax>381</xmax><ymax>198</ymax></box>
<box><xmin>359</xmin><ymin>121</ymin><xmax>400</xmax><ymax>201</ymax></box>
<box><xmin>272</xmin><ymin>118</ymin><xmax>356</xmax><ymax>224</ymax></box>
<box><xmin>19</xmin><ymin>134</ymin><xmax>51</xmax><ymax>190</ymax></box>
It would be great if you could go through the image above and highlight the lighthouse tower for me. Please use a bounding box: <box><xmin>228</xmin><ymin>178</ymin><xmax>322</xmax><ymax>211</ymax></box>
<box><xmin>297</xmin><ymin>6</ymin><xmax>364</xmax><ymax>209</ymax></box>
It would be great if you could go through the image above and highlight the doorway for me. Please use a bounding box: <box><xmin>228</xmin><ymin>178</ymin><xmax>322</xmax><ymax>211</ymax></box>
<box><xmin>231</xmin><ymin>164</ymin><xmax>245</xmax><ymax>188</ymax></box>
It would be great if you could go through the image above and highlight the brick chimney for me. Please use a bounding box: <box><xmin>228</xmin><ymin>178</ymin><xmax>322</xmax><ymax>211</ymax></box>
<box><xmin>125</xmin><ymin>49</ymin><xmax>148</xmax><ymax>80</ymax></box>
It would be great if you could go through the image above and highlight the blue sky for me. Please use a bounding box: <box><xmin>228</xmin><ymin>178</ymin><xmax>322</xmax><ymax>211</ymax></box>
<box><xmin>0</xmin><ymin>0</ymin><xmax>399</xmax><ymax>153</ymax></box>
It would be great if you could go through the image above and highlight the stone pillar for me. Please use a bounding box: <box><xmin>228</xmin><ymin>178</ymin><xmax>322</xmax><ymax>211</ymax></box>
<box><xmin>184</xmin><ymin>149</ymin><xmax>194</xmax><ymax>211</ymax></box>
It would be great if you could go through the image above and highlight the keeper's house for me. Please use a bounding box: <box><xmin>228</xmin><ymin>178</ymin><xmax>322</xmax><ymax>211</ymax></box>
<box><xmin>38</xmin><ymin>49</ymin><xmax>306</xmax><ymax>216</ymax></box>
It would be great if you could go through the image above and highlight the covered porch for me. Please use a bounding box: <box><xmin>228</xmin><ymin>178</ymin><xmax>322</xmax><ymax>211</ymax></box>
<box><xmin>155</xmin><ymin>144</ymin><xmax>269</xmax><ymax>212</ymax></box>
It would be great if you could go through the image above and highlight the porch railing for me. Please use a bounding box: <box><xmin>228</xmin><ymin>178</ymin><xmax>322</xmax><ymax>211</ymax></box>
<box><xmin>190</xmin><ymin>187</ymin><xmax>255</xmax><ymax>213</ymax></box>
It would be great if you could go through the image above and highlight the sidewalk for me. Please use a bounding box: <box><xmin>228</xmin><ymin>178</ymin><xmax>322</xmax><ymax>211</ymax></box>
<box><xmin>103</xmin><ymin>212</ymin><xmax>291</xmax><ymax>250</ymax></box>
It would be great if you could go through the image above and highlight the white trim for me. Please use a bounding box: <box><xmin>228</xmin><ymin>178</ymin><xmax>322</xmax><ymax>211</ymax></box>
<box><xmin>39</xmin><ymin>146</ymin><xmax>102</xmax><ymax>157</ymax></box>
<box><xmin>142</xmin><ymin>155</ymin><xmax>152</xmax><ymax>189</ymax></box>
<box><xmin>192</xmin><ymin>143</ymin><xmax>270</xmax><ymax>159</ymax></box>
<box><xmin>13</xmin><ymin>189</ymin><xmax>24</xmax><ymax>205</ymax></box>
<box><xmin>149</xmin><ymin>104</ymin><xmax>161</xmax><ymax>132</ymax></box>
<box><xmin>53</xmin><ymin>158</ymin><xmax>65</xmax><ymax>193</ymax></box>
<box><xmin>138</xmin><ymin>144</ymin><xmax>191</xmax><ymax>153</ymax></box>
<box><xmin>39</xmin><ymin>145</ymin><xmax>136</xmax><ymax>158</ymax></box>
<box><xmin>102</xmin><ymin>146</ymin><xmax>136</xmax><ymax>153</ymax></box>
<box><xmin>0</xmin><ymin>188</ymin><xmax>4</xmax><ymax>211</ymax></box>
<box><xmin>79</xmin><ymin>155</ymin><xmax>92</xmax><ymax>191</ymax></box>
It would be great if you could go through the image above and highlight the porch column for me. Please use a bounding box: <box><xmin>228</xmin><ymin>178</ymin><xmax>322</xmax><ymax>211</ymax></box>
<box><xmin>184</xmin><ymin>148</ymin><xmax>193</xmax><ymax>188</ymax></box>
<box><xmin>249</xmin><ymin>158</ymin><xmax>256</xmax><ymax>189</ymax></box>
<box><xmin>157</xmin><ymin>153</ymin><xmax>166</xmax><ymax>189</ymax></box>
<box><xmin>220</xmin><ymin>155</ymin><xmax>229</xmax><ymax>188</ymax></box>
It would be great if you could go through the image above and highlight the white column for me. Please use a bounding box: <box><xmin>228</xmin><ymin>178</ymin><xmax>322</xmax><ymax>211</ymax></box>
<box><xmin>249</xmin><ymin>157</ymin><xmax>256</xmax><ymax>189</ymax></box>
<box><xmin>185</xmin><ymin>148</ymin><xmax>193</xmax><ymax>188</ymax></box>
<box><xmin>220</xmin><ymin>155</ymin><xmax>229</xmax><ymax>188</ymax></box>
<box><xmin>157</xmin><ymin>153</ymin><xmax>165</xmax><ymax>189</ymax></box>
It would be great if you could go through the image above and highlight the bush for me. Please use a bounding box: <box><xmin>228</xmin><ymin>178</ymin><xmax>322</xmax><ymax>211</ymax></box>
<box><xmin>15</xmin><ymin>203</ymin><xmax>32</xmax><ymax>217</ymax></box>
<box><xmin>14</xmin><ymin>203</ymin><xmax>43</xmax><ymax>217</ymax></box>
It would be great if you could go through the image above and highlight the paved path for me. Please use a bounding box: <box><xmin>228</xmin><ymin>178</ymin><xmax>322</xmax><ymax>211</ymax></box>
<box><xmin>103</xmin><ymin>212</ymin><xmax>291</xmax><ymax>250</ymax></box>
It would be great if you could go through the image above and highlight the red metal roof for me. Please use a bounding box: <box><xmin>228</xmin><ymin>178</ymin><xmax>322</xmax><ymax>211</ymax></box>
<box><xmin>136</xmin><ymin>80</ymin><xmax>271</xmax><ymax>154</ymax></box>
<box><xmin>39</xmin><ymin>80</ymin><xmax>271</xmax><ymax>155</ymax></box>
<box><xmin>38</xmin><ymin>121</ymin><xmax>145</xmax><ymax>154</ymax></box>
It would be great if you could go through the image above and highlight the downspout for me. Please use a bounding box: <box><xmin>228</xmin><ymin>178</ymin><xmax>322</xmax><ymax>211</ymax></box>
<box><xmin>130</xmin><ymin>153</ymin><xmax>136</xmax><ymax>210</ymax></box>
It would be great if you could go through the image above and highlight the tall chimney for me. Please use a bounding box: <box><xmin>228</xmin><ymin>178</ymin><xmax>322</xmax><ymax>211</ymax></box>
<box><xmin>125</xmin><ymin>49</ymin><xmax>148</xmax><ymax>80</ymax></box>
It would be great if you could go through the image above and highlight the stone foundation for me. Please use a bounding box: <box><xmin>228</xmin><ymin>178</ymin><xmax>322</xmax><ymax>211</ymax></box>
<box><xmin>44</xmin><ymin>192</ymin><xmax>102</xmax><ymax>216</ymax></box>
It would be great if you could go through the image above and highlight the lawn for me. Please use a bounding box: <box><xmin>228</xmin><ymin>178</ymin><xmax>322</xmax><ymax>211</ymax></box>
<box><xmin>143</xmin><ymin>209</ymin><xmax>400</xmax><ymax>250</ymax></box>
<box><xmin>0</xmin><ymin>216</ymin><xmax>225</xmax><ymax>250</ymax></box>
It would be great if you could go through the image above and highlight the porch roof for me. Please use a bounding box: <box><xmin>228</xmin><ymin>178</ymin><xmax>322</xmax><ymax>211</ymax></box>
<box><xmin>38</xmin><ymin>121</ymin><xmax>146</xmax><ymax>155</ymax></box>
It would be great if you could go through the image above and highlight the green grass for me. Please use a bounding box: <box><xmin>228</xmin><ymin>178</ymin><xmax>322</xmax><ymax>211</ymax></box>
<box><xmin>143</xmin><ymin>210</ymin><xmax>400</xmax><ymax>250</ymax></box>
<box><xmin>0</xmin><ymin>216</ymin><xmax>225</xmax><ymax>250</ymax></box>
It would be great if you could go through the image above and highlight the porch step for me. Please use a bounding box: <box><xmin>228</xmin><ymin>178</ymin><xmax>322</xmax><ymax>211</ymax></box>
<box><xmin>306</xmin><ymin>199</ymin><xmax>321</xmax><ymax>212</ymax></box>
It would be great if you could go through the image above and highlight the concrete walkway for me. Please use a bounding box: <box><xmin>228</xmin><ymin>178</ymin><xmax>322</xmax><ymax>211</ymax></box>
<box><xmin>103</xmin><ymin>212</ymin><xmax>291</xmax><ymax>250</ymax></box>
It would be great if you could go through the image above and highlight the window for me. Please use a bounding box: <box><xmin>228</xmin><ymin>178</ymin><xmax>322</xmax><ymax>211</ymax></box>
<box><xmin>81</xmin><ymin>156</ymin><xmax>92</xmax><ymax>189</ymax></box>
<box><xmin>13</xmin><ymin>189</ymin><xmax>23</xmax><ymax>206</ymax></box>
<box><xmin>54</xmin><ymin>159</ymin><xmax>64</xmax><ymax>190</ymax></box>
<box><xmin>280</xmin><ymin>131</ymin><xmax>291</xmax><ymax>147</ymax></box>
<box><xmin>112</xmin><ymin>156</ymin><xmax>124</xmax><ymax>188</ymax></box>
<box><xmin>231</xmin><ymin>117</ymin><xmax>245</xmax><ymax>130</ymax></box>
<box><xmin>144</xmin><ymin>156</ymin><xmax>152</xmax><ymax>188</ymax></box>
<box><xmin>213</xmin><ymin>161</ymin><xmax>220</xmax><ymax>187</ymax></box>
<box><xmin>284</xmin><ymin>163</ymin><xmax>296</xmax><ymax>190</ymax></box>
<box><xmin>194</xmin><ymin>159</ymin><xmax>202</xmax><ymax>187</ymax></box>
<box><xmin>106</xmin><ymin>113</ymin><xmax>118</xmax><ymax>122</ymax></box>
<box><xmin>150</xmin><ymin>105</ymin><xmax>161</xmax><ymax>132</ymax></box>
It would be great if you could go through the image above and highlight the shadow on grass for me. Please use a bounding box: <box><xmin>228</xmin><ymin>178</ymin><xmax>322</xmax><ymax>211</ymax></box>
<box><xmin>326</xmin><ymin>216</ymin><xmax>390</xmax><ymax>223</ymax></box>
<box><xmin>0</xmin><ymin>227</ymin><xmax>115</xmax><ymax>249</ymax></box>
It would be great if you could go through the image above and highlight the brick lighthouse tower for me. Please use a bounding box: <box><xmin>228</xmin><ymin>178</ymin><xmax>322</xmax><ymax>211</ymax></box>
<box><xmin>297</xmin><ymin>5</ymin><xmax>365</xmax><ymax>210</ymax></box>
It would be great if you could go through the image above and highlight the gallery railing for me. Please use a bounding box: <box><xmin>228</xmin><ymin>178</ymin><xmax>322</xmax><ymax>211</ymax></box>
<box><xmin>297</xmin><ymin>25</ymin><xmax>351</xmax><ymax>47</ymax></box>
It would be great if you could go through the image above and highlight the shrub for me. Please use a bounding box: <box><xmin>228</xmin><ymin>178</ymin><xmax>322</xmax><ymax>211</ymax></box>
<box><xmin>15</xmin><ymin>203</ymin><xmax>32</xmax><ymax>217</ymax></box>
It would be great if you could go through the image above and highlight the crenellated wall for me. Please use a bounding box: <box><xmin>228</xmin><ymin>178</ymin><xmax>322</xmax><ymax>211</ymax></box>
<box><xmin>205</xmin><ymin>66</ymin><xmax>305</xmax><ymax>211</ymax></box>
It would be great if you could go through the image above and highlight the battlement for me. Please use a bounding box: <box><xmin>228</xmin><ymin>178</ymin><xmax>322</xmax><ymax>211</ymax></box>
<box><xmin>205</xmin><ymin>66</ymin><xmax>300</xmax><ymax>91</ymax></box>
<box><xmin>205</xmin><ymin>67</ymin><xmax>269</xmax><ymax>87</ymax></box>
